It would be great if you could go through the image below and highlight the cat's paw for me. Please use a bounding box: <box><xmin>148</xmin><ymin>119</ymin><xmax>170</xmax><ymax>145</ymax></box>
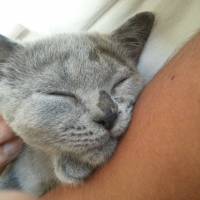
<box><xmin>53</xmin><ymin>154</ymin><xmax>93</xmax><ymax>185</ymax></box>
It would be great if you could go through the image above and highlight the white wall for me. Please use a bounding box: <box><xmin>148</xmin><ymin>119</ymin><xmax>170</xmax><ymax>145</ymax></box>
<box><xmin>0</xmin><ymin>0</ymin><xmax>117</xmax><ymax>36</ymax></box>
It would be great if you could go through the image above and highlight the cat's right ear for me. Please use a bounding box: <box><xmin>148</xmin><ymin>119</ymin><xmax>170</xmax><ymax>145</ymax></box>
<box><xmin>0</xmin><ymin>34</ymin><xmax>20</xmax><ymax>62</ymax></box>
<box><xmin>111</xmin><ymin>12</ymin><xmax>154</xmax><ymax>63</ymax></box>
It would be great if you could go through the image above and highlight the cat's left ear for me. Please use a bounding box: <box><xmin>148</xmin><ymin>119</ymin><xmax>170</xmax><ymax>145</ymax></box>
<box><xmin>0</xmin><ymin>34</ymin><xmax>20</xmax><ymax>62</ymax></box>
<box><xmin>111</xmin><ymin>12</ymin><xmax>155</xmax><ymax>62</ymax></box>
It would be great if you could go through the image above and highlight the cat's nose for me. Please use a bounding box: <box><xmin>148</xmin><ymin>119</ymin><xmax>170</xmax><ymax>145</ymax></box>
<box><xmin>94</xmin><ymin>110</ymin><xmax>118</xmax><ymax>130</ymax></box>
<box><xmin>95</xmin><ymin>90</ymin><xmax>118</xmax><ymax>130</ymax></box>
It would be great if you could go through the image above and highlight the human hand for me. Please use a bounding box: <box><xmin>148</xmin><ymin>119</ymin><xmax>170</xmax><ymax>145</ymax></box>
<box><xmin>0</xmin><ymin>116</ymin><xmax>23</xmax><ymax>172</ymax></box>
<box><xmin>0</xmin><ymin>191</ymin><xmax>36</xmax><ymax>200</ymax></box>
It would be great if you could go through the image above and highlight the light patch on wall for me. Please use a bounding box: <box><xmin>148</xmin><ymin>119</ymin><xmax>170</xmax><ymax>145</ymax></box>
<box><xmin>0</xmin><ymin>0</ymin><xmax>117</xmax><ymax>36</ymax></box>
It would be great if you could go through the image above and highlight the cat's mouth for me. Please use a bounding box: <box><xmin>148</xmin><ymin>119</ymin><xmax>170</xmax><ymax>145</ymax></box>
<box><xmin>88</xmin><ymin>132</ymin><xmax>119</xmax><ymax>153</ymax></box>
<box><xmin>86</xmin><ymin>140</ymin><xmax>108</xmax><ymax>151</ymax></box>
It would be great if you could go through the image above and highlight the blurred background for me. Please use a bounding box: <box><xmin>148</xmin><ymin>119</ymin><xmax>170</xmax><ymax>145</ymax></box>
<box><xmin>0</xmin><ymin>0</ymin><xmax>130</xmax><ymax>36</ymax></box>
<box><xmin>1</xmin><ymin>0</ymin><xmax>200</xmax><ymax>80</ymax></box>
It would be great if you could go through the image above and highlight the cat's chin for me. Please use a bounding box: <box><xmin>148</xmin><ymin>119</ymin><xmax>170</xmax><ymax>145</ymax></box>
<box><xmin>79</xmin><ymin>138</ymin><xmax>117</xmax><ymax>167</ymax></box>
<box><xmin>53</xmin><ymin>138</ymin><xmax>117</xmax><ymax>185</ymax></box>
<box><xmin>53</xmin><ymin>153</ymin><xmax>93</xmax><ymax>185</ymax></box>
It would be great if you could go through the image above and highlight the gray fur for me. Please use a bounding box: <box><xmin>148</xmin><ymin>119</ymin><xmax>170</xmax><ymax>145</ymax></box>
<box><xmin>0</xmin><ymin>12</ymin><xmax>154</xmax><ymax>196</ymax></box>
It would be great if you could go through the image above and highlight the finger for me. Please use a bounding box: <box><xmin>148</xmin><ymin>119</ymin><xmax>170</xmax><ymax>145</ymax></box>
<box><xmin>0</xmin><ymin>138</ymin><xmax>23</xmax><ymax>168</ymax></box>
<box><xmin>0</xmin><ymin>191</ymin><xmax>36</xmax><ymax>200</ymax></box>
<box><xmin>0</xmin><ymin>117</ymin><xmax>16</xmax><ymax>144</ymax></box>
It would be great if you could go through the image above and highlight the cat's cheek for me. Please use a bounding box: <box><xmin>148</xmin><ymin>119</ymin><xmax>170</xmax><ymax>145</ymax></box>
<box><xmin>111</xmin><ymin>105</ymin><xmax>133</xmax><ymax>138</ymax></box>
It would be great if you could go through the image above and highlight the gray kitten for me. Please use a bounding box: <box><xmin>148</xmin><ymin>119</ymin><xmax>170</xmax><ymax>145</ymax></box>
<box><xmin>0</xmin><ymin>12</ymin><xmax>154</xmax><ymax>196</ymax></box>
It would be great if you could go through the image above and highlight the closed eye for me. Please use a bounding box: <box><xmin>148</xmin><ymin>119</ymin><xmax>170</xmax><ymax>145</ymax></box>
<box><xmin>41</xmin><ymin>91</ymin><xmax>78</xmax><ymax>102</ymax></box>
<box><xmin>111</xmin><ymin>77</ymin><xmax>129</xmax><ymax>93</ymax></box>
<box><xmin>47</xmin><ymin>91</ymin><xmax>76</xmax><ymax>98</ymax></box>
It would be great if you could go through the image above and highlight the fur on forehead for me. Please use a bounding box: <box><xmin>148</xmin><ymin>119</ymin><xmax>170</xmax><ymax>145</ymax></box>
<box><xmin>22</xmin><ymin>34</ymin><xmax>129</xmax><ymax>68</ymax></box>
<box><xmin>23</xmin><ymin>11</ymin><xmax>154</xmax><ymax>60</ymax></box>
<box><xmin>0</xmin><ymin>11</ymin><xmax>154</xmax><ymax>72</ymax></box>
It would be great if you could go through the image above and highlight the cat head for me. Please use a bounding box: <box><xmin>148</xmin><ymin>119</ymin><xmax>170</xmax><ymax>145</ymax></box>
<box><xmin>0</xmin><ymin>12</ymin><xmax>154</xmax><ymax>182</ymax></box>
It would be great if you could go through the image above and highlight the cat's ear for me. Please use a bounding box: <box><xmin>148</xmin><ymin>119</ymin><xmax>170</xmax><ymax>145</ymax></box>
<box><xmin>0</xmin><ymin>34</ymin><xmax>20</xmax><ymax>62</ymax></box>
<box><xmin>111</xmin><ymin>12</ymin><xmax>154</xmax><ymax>62</ymax></box>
